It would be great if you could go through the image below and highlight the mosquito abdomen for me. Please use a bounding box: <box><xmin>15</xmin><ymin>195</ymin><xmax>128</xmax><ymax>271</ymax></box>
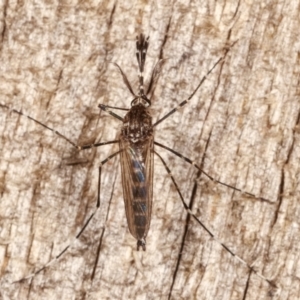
<box><xmin>119</xmin><ymin>103</ymin><xmax>154</xmax><ymax>251</ymax></box>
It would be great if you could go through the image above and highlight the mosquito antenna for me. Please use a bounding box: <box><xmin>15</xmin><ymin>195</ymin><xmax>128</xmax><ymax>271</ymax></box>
<box><xmin>112</xmin><ymin>62</ymin><xmax>135</xmax><ymax>97</ymax></box>
<box><xmin>146</xmin><ymin>59</ymin><xmax>165</xmax><ymax>98</ymax></box>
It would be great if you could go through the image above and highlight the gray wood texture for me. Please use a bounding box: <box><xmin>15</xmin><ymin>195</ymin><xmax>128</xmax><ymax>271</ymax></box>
<box><xmin>0</xmin><ymin>1</ymin><xmax>299</xmax><ymax>299</ymax></box>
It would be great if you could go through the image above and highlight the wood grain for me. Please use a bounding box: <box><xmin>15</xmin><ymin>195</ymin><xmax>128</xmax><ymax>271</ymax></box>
<box><xmin>0</xmin><ymin>1</ymin><xmax>299</xmax><ymax>299</ymax></box>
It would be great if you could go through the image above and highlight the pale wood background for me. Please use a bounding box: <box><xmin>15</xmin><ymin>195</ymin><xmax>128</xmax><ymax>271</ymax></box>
<box><xmin>0</xmin><ymin>0</ymin><xmax>299</xmax><ymax>299</ymax></box>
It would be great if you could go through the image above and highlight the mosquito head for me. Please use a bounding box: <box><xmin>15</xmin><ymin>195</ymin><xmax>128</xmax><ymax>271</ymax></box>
<box><xmin>131</xmin><ymin>95</ymin><xmax>151</xmax><ymax>107</ymax></box>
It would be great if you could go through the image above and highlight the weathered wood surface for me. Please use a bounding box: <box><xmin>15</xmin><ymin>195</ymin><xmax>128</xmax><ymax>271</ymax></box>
<box><xmin>0</xmin><ymin>1</ymin><xmax>299</xmax><ymax>299</ymax></box>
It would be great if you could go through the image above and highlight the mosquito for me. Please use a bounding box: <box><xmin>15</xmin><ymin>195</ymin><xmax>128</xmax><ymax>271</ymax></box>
<box><xmin>1</xmin><ymin>34</ymin><xmax>275</xmax><ymax>287</ymax></box>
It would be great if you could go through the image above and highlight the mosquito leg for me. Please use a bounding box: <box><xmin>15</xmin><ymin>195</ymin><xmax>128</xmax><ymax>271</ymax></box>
<box><xmin>1</xmin><ymin>103</ymin><xmax>121</xmax><ymax>152</ymax></box>
<box><xmin>98</xmin><ymin>103</ymin><xmax>124</xmax><ymax>121</ymax></box>
<box><xmin>154</xmin><ymin>141</ymin><xmax>273</xmax><ymax>203</ymax></box>
<box><xmin>97</xmin><ymin>103</ymin><xmax>129</xmax><ymax>111</ymax></box>
<box><xmin>1</xmin><ymin>103</ymin><xmax>80</xmax><ymax>149</ymax></box>
<box><xmin>13</xmin><ymin>150</ymin><xmax>122</xmax><ymax>283</ymax></box>
<box><xmin>153</xmin><ymin>40</ymin><xmax>238</xmax><ymax>127</ymax></box>
<box><xmin>80</xmin><ymin>140</ymin><xmax>119</xmax><ymax>150</ymax></box>
<box><xmin>154</xmin><ymin>150</ymin><xmax>275</xmax><ymax>287</ymax></box>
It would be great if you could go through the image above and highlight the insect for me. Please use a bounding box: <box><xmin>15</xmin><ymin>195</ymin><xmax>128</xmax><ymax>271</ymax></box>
<box><xmin>0</xmin><ymin>34</ymin><xmax>275</xmax><ymax>289</ymax></box>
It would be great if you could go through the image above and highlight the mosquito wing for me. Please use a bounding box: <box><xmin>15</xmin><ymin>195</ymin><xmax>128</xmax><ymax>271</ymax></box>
<box><xmin>119</xmin><ymin>136</ymin><xmax>154</xmax><ymax>250</ymax></box>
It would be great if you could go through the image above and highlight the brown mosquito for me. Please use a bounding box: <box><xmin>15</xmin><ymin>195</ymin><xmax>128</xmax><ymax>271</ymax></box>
<box><xmin>1</xmin><ymin>34</ymin><xmax>275</xmax><ymax>287</ymax></box>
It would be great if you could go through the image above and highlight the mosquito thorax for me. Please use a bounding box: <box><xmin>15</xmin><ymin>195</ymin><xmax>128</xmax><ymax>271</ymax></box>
<box><xmin>121</xmin><ymin>103</ymin><xmax>153</xmax><ymax>143</ymax></box>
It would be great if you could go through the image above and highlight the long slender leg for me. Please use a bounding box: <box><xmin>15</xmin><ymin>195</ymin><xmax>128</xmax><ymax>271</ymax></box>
<box><xmin>154</xmin><ymin>141</ymin><xmax>272</xmax><ymax>203</ymax></box>
<box><xmin>154</xmin><ymin>150</ymin><xmax>275</xmax><ymax>287</ymax></box>
<box><xmin>0</xmin><ymin>103</ymin><xmax>119</xmax><ymax>150</ymax></box>
<box><xmin>98</xmin><ymin>104</ymin><xmax>129</xmax><ymax>111</ymax></box>
<box><xmin>1</xmin><ymin>103</ymin><xmax>80</xmax><ymax>149</ymax></box>
<box><xmin>153</xmin><ymin>40</ymin><xmax>238</xmax><ymax>127</ymax></box>
<box><xmin>81</xmin><ymin>140</ymin><xmax>119</xmax><ymax>150</ymax></box>
<box><xmin>98</xmin><ymin>104</ymin><xmax>124</xmax><ymax>122</ymax></box>
<box><xmin>13</xmin><ymin>150</ymin><xmax>122</xmax><ymax>283</ymax></box>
